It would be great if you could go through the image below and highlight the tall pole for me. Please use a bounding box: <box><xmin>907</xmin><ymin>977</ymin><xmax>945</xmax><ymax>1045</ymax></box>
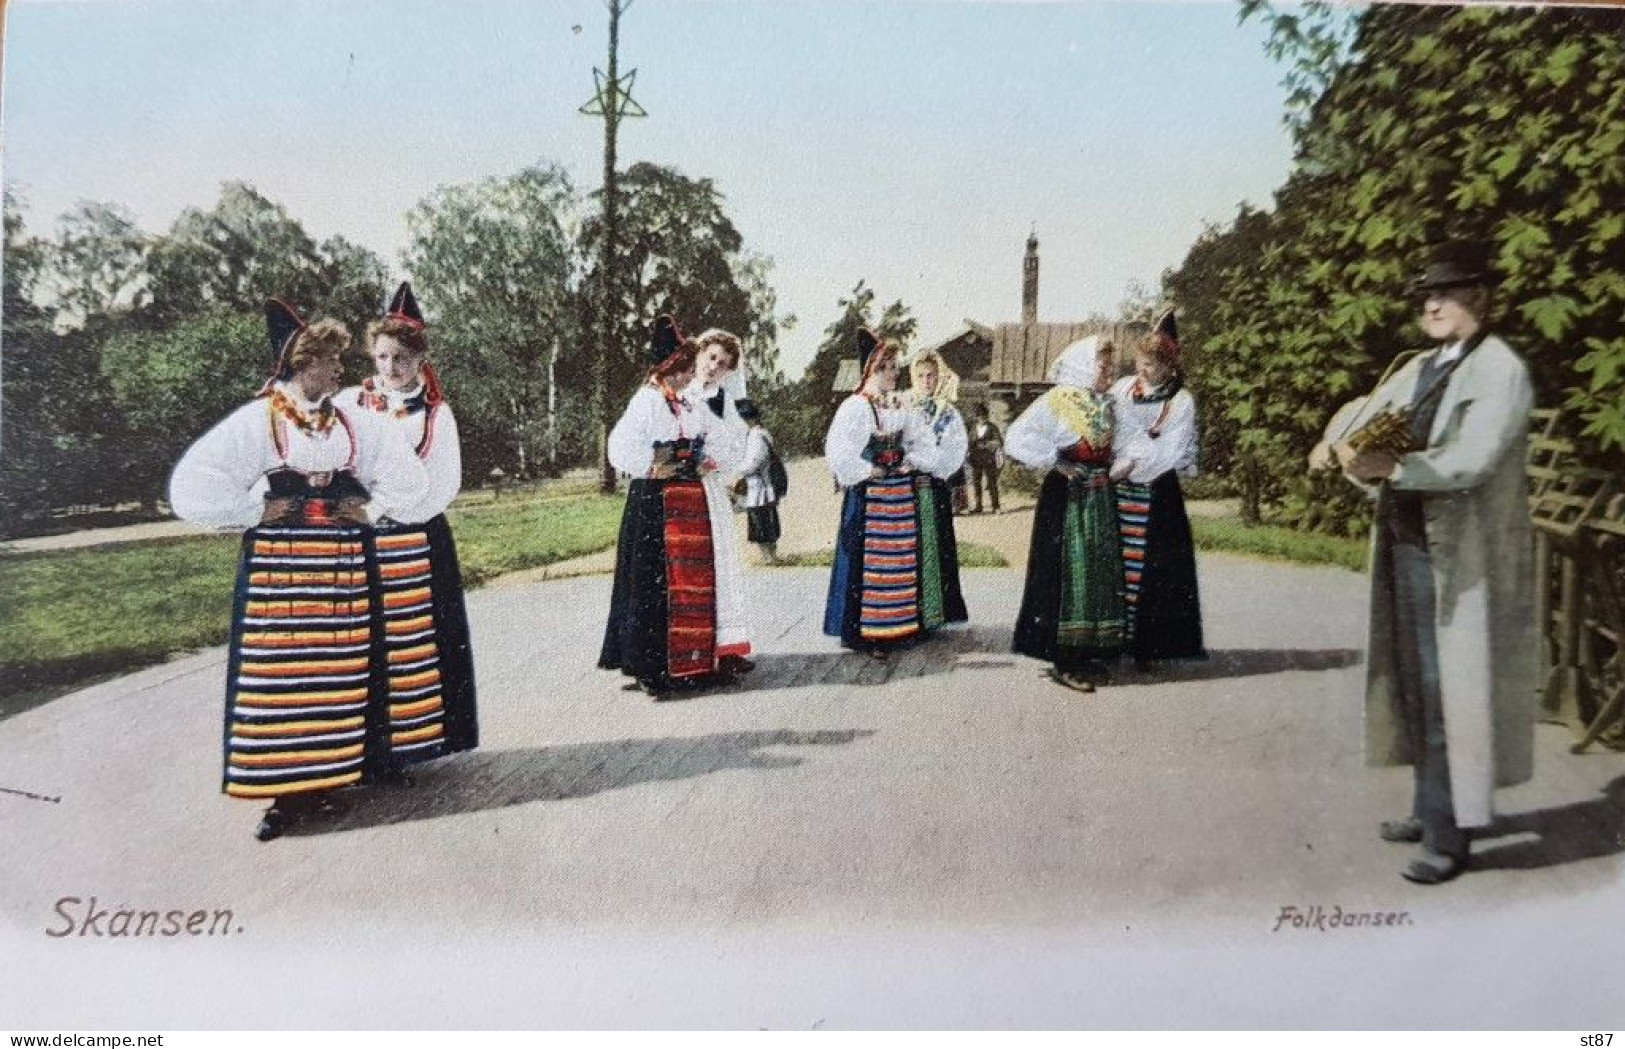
<box><xmin>581</xmin><ymin>0</ymin><xmax>645</xmax><ymax>493</ymax></box>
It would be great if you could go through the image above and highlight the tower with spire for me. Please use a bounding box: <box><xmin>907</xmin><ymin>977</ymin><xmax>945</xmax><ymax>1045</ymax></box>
<box><xmin>1022</xmin><ymin>228</ymin><xmax>1039</xmax><ymax>327</ymax></box>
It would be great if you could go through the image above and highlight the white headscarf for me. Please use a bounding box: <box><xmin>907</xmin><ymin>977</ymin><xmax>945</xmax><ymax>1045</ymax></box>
<box><xmin>1049</xmin><ymin>334</ymin><xmax>1106</xmax><ymax>390</ymax></box>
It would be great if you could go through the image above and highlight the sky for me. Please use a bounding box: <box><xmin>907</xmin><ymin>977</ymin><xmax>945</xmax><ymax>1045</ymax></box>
<box><xmin>1</xmin><ymin>0</ymin><xmax>1303</xmax><ymax>378</ymax></box>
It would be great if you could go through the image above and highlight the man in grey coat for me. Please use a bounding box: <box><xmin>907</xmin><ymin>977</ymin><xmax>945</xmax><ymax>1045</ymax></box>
<box><xmin>1311</xmin><ymin>241</ymin><xmax>1537</xmax><ymax>885</ymax></box>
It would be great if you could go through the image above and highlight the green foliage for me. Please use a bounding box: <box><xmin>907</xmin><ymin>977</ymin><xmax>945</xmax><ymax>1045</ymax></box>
<box><xmin>98</xmin><ymin>311</ymin><xmax>267</xmax><ymax>502</ymax></box>
<box><xmin>768</xmin><ymin>281</ymin><xmax>918</xmax><ymax>456</ymax></box>
<box><xmin>579</xmin><ymin>162</ymin><xmax>788</xmax><ymax>425</ymax></box>
<box><xmin>404</xmin><ymin>163</ymin><xmax>581</xmax><ymax>479</ymax></box>
<box><xmin>1167</xmin><ymin>4</ymin><xmax>1625</xmax><ymax>534</ymax></box>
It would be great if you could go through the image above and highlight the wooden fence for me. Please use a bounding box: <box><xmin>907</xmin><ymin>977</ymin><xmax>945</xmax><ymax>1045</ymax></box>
<box><xmin>1527</xmin><ymin>408</ymin><xmax>1625</xmax><ymax>752</ymax></box>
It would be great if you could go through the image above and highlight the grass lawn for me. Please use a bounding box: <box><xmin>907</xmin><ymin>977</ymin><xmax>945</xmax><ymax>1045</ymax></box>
<box><xmin>776</xmin><ymin>541</ymin><xmax>1009</xmax><ymax>569</ymax></box>
<box><xmin>0</xmin><ymin>488</ymin><xmax>626</xmax><ymax>713</ymax></box>
<box><xmin>1192</xmin><ymin>517</ymin><xmax>1367</xmax><ymax>573</ymax></box>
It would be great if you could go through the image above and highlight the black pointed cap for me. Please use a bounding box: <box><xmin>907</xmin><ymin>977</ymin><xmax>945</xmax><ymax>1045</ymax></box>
<box><xmin>265</xmin><ymin>299</ymin><xmax>306</xmax><ymax>379</ymax></box>
<box><xmin>386</xmin><ymin>281</ymin><xmax>425</xmax><ymax>328</ymax></box>
<box><xmin>650</xmin><ymin>314</ymin><xmax>686</xmax><ymax>366</ymax></box>
<box><xmin>856</xmin><ymin>327</ymin><xmax>881</xmax><ymax>372</ymax></box>
<box><xmin>1153</xmin><ymin>309</ymin><xmax>1178</xmax><ymax>356</ymax></box>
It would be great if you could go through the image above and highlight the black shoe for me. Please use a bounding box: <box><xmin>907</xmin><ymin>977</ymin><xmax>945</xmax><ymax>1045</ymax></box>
<box><xmin>720</xmin><ymin>655</ymin><xmax>756</xmax><ymax>675</ymax></box>
<box><xmin>1401</xmin><ymin>848</ymin><xmax>1466</xmax><ymax>885</ymax></box>
<box><xmin>1047</xmin><ymin>668</ymin><xmax>1095</xmax><ymax>693</ymax></box>
<box><xmin>867</xmin><ymin>648</ymin><xmax>890</xmax><ymax>661</ymax></box>
<box><xmin>1380</xmin><ymin>817</ymin><xmax>1423</xmax><ymax>844</ymax></box>
<box><xmin>380</xmin><ymin>767</ymin><xmax>416</xmax><ymax>788</ymax></box>
<box><xmin>255</xmin><ymin>804</ymin><xmax>286</xmax><ymax>842</ymax></box>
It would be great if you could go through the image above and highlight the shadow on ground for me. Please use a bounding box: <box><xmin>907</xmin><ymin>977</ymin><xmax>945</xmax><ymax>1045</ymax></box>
<box><xmin>1106</xmin><ymin>648</ymin><xmax>1364</xmax><ymax>687</ymax></box>
<box><xmin>286</xmin><ymin>728</ymin><xmax>875</xmax><ymax>837</ymax></box>
<box><xmin>1471</xmin><ymin>775</ymin><xmax>1625</xmax><ymax>872</ymax></box>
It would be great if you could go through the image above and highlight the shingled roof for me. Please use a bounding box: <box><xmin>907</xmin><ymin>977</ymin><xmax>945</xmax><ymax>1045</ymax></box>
<box><xmin>988</xmin><ymin>320</ymin><xmax>1149</xmax><ymax>388</ymax></box>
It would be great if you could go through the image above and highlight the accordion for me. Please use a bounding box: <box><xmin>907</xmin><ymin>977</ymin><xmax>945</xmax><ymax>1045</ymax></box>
<box><xmin>1343</xmin><ymin>407</ymin><xmax>1427</xmax><ymax>457</ymax></box>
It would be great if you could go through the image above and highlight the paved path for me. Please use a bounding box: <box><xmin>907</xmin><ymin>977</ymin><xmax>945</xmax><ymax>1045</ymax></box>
<box><xmin>3</xmin><ymin>555</ymin><xmax>1623</xmax><ymax>1028</ymax></box>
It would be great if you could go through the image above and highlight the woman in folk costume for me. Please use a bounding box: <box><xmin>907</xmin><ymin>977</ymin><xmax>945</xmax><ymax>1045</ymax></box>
<box><xmin>600</xmin><ymin>316</ymin><xmax>744</xmax><ymax>697</ymax></box>
<box><xmin>1109</xmin><ymin>310</ymin><xmax>1206</xmax><ymax>666</ymax></box>
<box><xmin>338</xmin><ymin>282</ymin><xmax>478</xmax><ymax>779</ymax></box>
<box><xmin>906</xmin><ymin>348</ymin><xmax>969</xmax><ymax>624</ymax></box>
<box><xmin>823</xmin><ymin>329</ymin><xmax>945</xmax><ymax>659</ymax></box>
<box><xmin>683</xmin><ymin>328</ymin><xmax>756</xmax><ymax>676</ymax></box>
<box><xmin>168</xmin><ymin>301</ymin><xmax>429</xmax><ymax>841</ymax></box>
<box><xmin>1007</xmin><ymin>335</ymin><xmax>1126</xmax><ymax>692</ymax></box>
<box><xmin>735</xmin><ymin>398</ymin><xmax>783</xmax><ymax>564</ymax></box>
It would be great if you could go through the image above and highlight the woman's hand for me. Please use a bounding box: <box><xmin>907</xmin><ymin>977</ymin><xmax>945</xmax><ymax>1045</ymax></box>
<box><xmin>1308</xmin><ymin>440</ymin><xmax>1336</xmax><ymax>472</ymax></box>
<box><xmin>260</xmin><ymin>497</ymin><xmax>298</xmax><ymax>524</ymax></box>
<box><xmin>1109</xmin><ymin>458</ymin><xmax>1135</xmax><ymax>482</ymax></box>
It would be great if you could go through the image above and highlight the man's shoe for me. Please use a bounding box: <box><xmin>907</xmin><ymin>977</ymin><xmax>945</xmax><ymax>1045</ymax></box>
<box><xmin>1380</xmin><ymin>817</ymin><xmax>1423</xmax><ymax>844</ymax></box>
<box><xmin>720</xmin><ymin>655</ymin><xmax>756</xmax><ymax>675</ymax></box>
<box><xmin>1401</xmin><ymin>848</ymin><xmax>1466</xmax><ymax>885</ymax></box>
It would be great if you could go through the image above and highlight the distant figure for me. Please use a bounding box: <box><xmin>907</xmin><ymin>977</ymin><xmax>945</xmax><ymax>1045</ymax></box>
<box><xmin>1311</xmin><ymin>241</ymin><xmax>1537</xmax><ymax>886</ymax></box>
<box><xmin>736</xmin><ymin>399</ymin><xmax>783</xmax><ymax>565</ymax></box>
<box><xmin>339</xmin><ymin>282</ymin><xmax>479</xmax><ymax>782</ymax></box>
<box><xmin>967</xmin><ymin>403</ymin><xmax>1004</xmax><ymax>513</ymax></box>
<box><xmin>823</xmin><ymin>329</ymin><xmax>946</xmax><ymax>659</ymax></box>
<box><xmin>907</xmin><ymin>348</ymin><xmax>969</xmax><ymax>624</ymax></box>
<box><xmin>1109</xmin><ymin>310</ymin><xmax>1206</xmax><ymax>667</ymax></box>
<box><xmin>1007</xmin><ymin>335</ymin><xmax>1125</xmax><ymax>693</ymax></box>
<box><xmin>168</xmin><ymin>301</ymin><xmax>428</xmax><ymax>841</ymax></box>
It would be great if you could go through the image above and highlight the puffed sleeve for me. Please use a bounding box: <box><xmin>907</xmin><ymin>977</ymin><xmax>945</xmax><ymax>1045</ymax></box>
<box><xmin>409</xmin><ymin>402</ymin><xmax>463</xmax><ymax>521</ymax></box>
<box><xmin>167</xmin><ymin>401</ymin><xmax>274</xmax><ymax>530</ymax></box>
<box><xmin>740</xmin><ymin>426</ymin><xmax>771</xmax><ymax>476</ymax></box>
<box><xmin>824</xmin><ymin>396</ymin><xmax>878</xmax><ymax>489</ymax></box>
<box><xmin>1004</xmin><ymin>393</ymin><xmax>1067</xmax><ymax>471</ymax></box>
<box><xmin>349</xmin><ymin>408</ymin><xmax>430</xmax><ymax>523</ymax></box>
<box><xmin>608</xmin><ymin>387</ymin><xmax>657</xmax><ymax>477</ymax></box>
<box><xmin>932</xmin><ymin>407</ymin><xmax>969</xmax><ymax>479</ymax></box>
<box><xmin>901</xmin><ymin>406</ymin><xmax>942</xmax><ymax>476</ymax></box>
<box><xmin>1121</xmin><ymin>390</ymin><xmax>1199</xmax><ymax>484</ymax></box>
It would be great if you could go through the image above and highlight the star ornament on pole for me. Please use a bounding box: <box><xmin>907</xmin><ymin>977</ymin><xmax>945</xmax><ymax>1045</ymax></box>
<box><xmin>579</xmin><ymin>67</ymin><xmax>647</xmax><ymax>119</ymax></box>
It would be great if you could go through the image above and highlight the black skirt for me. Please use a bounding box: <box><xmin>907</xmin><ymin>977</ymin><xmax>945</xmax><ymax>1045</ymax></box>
<box><xmin>746</xmin><ymin>503</ymin><xmax>781</xmax><ymax>543</ymax></box>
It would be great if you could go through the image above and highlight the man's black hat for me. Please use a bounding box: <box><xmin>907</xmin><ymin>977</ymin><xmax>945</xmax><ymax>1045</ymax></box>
<box><xmin>1414</xmin><ymin>240</ymin><xmax>1497</xmax><ymax>290</ymax></box>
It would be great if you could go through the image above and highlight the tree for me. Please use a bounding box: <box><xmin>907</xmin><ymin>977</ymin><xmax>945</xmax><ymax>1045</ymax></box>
<box><xmin>1</xmin><ymin>192</ymin><xmax>123</xmax><ymax>530</ymax></box>
<box><xmin>98</xmin><ymin>312</ymin><xmax>267</xmax><ymax>505</ymax></box>
<box><xmin>47</xmin><ymin>200</ymin><xmax>149</xmax><ymax>326</ymax></box>
<box><xmin>769</xmin><ymin>281</ymin><xmax>917</xmax><ymax>456</ymax></box>
<box><xmin>1163</xmin><ymin>5</ymin><xmax>1625</xmax><ymax>534</ymax></box>
<box><xmin>145</xmin><ymin>181</ymin><xmax>329</xmax><ymax>321</ymax></box>
<box><xmin>403</xmin><ymin>164</ymin><xmax>582</xmax><ymax>479</ymax></box>
<box><xmin>578</xmin><ymin>163</ymin><xmax>787</xmax><ymax>447</ymax></box>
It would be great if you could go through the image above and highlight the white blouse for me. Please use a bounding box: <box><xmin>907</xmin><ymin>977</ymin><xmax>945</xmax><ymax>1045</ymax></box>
<box><xmin>1109</xmin><ymin>375</ymin><xmax>1199</xmax><ymax>484</ymax></box>
<box><xmin>338</xmin><ymin>382</ymin><xmax>463</xmax><ymax>524</ymax></box>
<box><xmin>168</xmin><ymin>382</ymin><xmax>430</xmax><ymax>530</ymax></box>
<box><xmin>911</xmin><ymin>396</ymin><xmax>969</xmax><ymax>480</ymax></box>
<box><xmin>607</xmin><ymin>383</ymin><xmax>744</xmax><ymax>478</ymax></box>
<box><xmin>823</xmin><ymin>393</ymin><xmax>941</xmax><ymax>489</ymax></box>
